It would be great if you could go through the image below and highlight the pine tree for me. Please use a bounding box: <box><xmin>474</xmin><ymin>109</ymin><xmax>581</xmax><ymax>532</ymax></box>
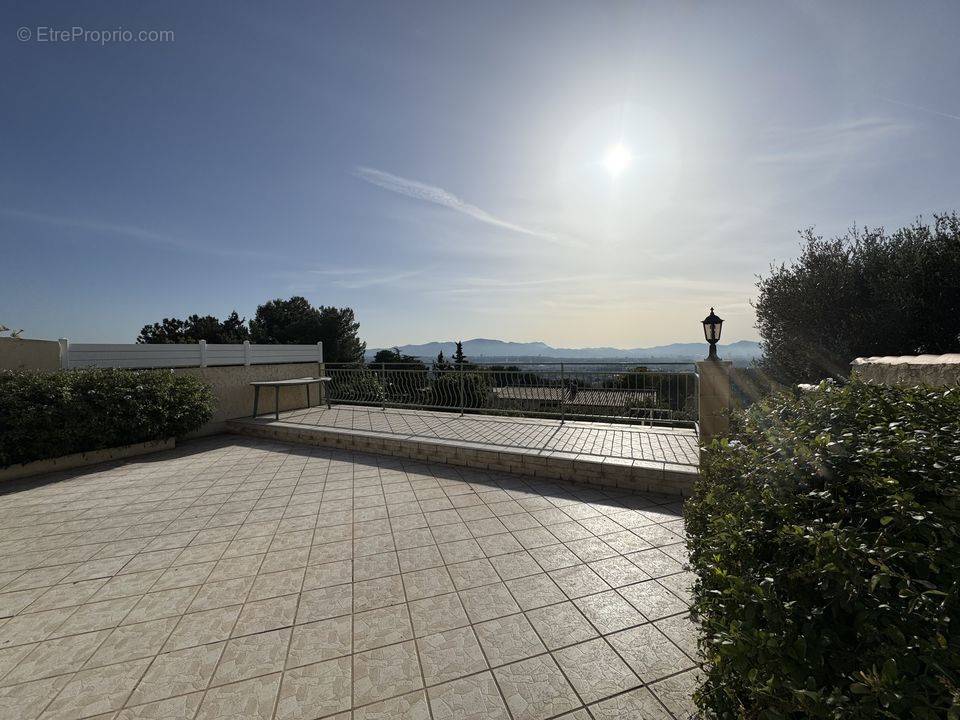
<box><xmin>248</xmin><ymin>297</ymin><xmax>366</xmax><ymax>362</ymax></box>
<box><xmin>432</xmin><ymin>350</ymin><xmax>451</xmax><ymax>375</ymax></box>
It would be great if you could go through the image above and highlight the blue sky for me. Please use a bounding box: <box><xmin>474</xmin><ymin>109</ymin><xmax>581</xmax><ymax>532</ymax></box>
<box><xmin>3</xmin><ymin>1</ymin><xmax>959</xmax><ymax>347</ymax></box>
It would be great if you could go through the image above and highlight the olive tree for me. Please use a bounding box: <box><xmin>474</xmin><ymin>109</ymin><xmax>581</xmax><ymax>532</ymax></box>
<box><xmin>755</xmin><ymin>213</ymin><xmax>960</xmax><ymax>384</ymax></box>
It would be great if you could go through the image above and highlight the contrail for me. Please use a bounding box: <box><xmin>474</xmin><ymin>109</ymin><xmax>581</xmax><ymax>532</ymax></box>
<box><xmin>354</xmin><ymin>166</ymin><xmax>556</xmax><ymax>240</ymax></box>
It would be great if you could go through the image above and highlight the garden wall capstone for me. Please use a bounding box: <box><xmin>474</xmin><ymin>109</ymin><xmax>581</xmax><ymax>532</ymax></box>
<box><xmin>851</xmin><ymin>353</ymin><xmax>960</xmax><ymax>387</ymax></box>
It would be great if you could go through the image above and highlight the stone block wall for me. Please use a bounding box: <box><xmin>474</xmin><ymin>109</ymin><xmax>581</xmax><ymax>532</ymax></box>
<box><xmin>851</xmin><ymin>354</ymin><xmax>960</xmax><ymax>387</ymax></box>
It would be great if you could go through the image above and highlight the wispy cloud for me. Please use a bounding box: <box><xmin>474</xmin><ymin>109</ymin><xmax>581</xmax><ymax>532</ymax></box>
<box><xmin>429</xmin><ymin>273</ymin><xmax>608</xmax><ymax>296</ymax></box>
<box><xmin>878</xmin><ymin>96</ymin><xmax>960</xmax><ymax>122</ymax></box>
<box><xmin>752</xmin><ymin>117</ymin><xmax>907</xmax><ymax>165</ymax></box>
<box><xmin>0</xmin><ymin>207</ymin><xmax>276</xmax><ymax>261</ymax></box>
<box><xmin>0</xmin><ymin>207</ymin><xmax>184</xmax><ymax>248</ymax></box>
<box><xmin>309</xmin><ymin>266</ymin><xmax>427</xmax><ymax>289</ymax></box>
<box><xmin>353</xmin><ymin>166</ymin><xmax>557</xmax><ymax>241</ymax></box>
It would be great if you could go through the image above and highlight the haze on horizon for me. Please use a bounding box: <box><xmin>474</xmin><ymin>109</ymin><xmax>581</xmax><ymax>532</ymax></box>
<box><xmin>3</xmin><ymin>1</ymin><xmax>959</xmax><ymax>348</ymax></box>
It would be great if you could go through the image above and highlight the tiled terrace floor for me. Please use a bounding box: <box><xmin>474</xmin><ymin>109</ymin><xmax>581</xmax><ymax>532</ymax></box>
<box><xmin>0</xmin><ymin>435</ymin><xmax>700</xmax><ymax>720</ymax></box>
<box><xmin>275</xmin><ymin>405</ymin><xmax>700</xmax><ymax>466</ymax></box>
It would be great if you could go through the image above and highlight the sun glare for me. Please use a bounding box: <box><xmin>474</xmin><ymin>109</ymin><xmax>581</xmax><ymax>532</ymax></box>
<box><xmin>603</xmin><ymin>143</ymin><xmax>631</xmax><ymax>177</ymax></box>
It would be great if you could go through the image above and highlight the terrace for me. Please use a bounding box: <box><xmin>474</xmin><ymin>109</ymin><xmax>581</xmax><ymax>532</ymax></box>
<box><xmin>0</xmin><ymin>435</ymin><xmax>699</xmax><ymax>720</ymax></box>
<box><xmin>230</xmin><ymin>362</ymin><xmax>702</xmax><ymax>497</ymax></box>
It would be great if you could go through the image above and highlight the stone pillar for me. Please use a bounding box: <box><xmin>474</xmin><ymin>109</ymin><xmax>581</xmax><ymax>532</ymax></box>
<box><xmin>697</xmin><ymin>360</ymin><xmax>732</xmax><ymax>444</ymax></box>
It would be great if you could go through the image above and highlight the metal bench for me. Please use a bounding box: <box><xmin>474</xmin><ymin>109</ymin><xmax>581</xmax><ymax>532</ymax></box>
<box><xmin>251</xmin><ymin>376</ymin><xmax>331</xmax><ymax>420</ymax></box>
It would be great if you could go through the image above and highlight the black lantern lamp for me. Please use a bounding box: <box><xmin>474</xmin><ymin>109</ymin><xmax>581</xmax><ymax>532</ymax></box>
<box><xmin>702</xmin><ymin>307</ymin><xmax>723</xmax><ymax>360</ymax></box>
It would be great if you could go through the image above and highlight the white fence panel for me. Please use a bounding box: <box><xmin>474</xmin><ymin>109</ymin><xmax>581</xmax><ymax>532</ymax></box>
<box><xmin>205</xmin><ymin>344</ymin><xmax>246</xmax><ymax>365</ymax></box>
<box><xmin>249</xmin><ymin>345</ymin><xmax>322</xmax><ymax>364</ymax></box>
<box><xmin>63</xmin><ymin>341</ymin><xmax>323</xmax><ymax>369</ymax></box>
<box><xmin>67</xmin><ymin>344</ymin><xmax>201</xmax><ymax>369</ymax></box>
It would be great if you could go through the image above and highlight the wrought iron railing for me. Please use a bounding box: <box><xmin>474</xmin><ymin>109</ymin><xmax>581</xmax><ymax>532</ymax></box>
<box><xmin>323</xmin><ymin>361</ymin><xmax>698</xmax><ymax>427</ymax></box>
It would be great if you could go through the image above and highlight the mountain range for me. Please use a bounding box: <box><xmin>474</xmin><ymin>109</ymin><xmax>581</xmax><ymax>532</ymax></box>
<box><xmin>366</xmin><ymin>338</ymin><xmax>762</xmax><ymax>362</ymax></box>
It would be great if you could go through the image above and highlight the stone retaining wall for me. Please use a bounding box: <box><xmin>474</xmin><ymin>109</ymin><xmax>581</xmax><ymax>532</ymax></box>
<box><xmin>228</xmin><ymin>419</ymin><xmax>696</xmax><ymax>496</ymax></box>
<box><xmin>0</xmin><ymin>438</ymin><xmax>175</xmax><ymax>482</ymax></box>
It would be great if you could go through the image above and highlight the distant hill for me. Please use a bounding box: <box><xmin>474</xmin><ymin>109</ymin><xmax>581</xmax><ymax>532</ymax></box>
<box><xmin>365</xmin><ymin>338</ymin><xmax>762</xmax><ymax>362</ymax></box>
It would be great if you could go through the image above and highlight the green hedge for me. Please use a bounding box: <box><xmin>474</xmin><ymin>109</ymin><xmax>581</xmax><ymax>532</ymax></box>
<box><xmin>687</xmin><ymin>380</ymin><xmax>959</xmax><ymax>719</ymax></box>
<box><xmin>0</xmin><ymin>369</ymin><xmax>215</xmax><ymax>467</ymax></box>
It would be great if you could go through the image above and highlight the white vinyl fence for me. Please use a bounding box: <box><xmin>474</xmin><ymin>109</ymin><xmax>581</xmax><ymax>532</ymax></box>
<box><xmin>59</xmin><ymin>340</ymin><xmax>323</xmax><ymax>369</ymax></box>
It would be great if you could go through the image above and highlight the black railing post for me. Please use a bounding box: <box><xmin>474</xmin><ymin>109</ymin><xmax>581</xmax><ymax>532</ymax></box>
<box><xmin>459</xmin><ymin>362</ymin><xmax>465</xmax><ymax>416</ymax></box>
<box><xmin>560</xmin><ymin>362</ymin><xmax>565</xmax><ymax>425</ymax></box>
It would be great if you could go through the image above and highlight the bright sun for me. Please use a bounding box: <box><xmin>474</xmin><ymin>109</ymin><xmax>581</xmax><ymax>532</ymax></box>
<box><xmin>603</xmin><ymin>143</ymin><xmax>631</xmax><ymax>177</ymax></box>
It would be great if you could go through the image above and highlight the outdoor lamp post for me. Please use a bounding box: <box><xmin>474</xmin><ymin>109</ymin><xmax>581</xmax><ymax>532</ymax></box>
<box><xmin>702</xmin><ymin>307</ymin><xmax>723</xmax><ymax>360</ymax></box>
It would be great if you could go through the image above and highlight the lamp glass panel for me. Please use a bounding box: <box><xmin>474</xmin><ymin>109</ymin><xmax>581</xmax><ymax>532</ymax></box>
<box><xmin>703</xmin><ymin>321</ymin><xmax>721</xmax><ymax>342</ymax></box>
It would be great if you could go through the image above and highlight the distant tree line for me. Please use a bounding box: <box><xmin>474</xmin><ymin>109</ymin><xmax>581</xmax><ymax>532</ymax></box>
<box><xmin>137</xmin><ymin>296</ymin><xmax>366</xmax><ymax>363</ymax></box>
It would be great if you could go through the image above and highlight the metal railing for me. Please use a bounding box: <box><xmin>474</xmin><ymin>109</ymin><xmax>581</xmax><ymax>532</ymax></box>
<box><xmin>324</xmin><ymin>361</ymin><xmax>698</xmax><ymax>427</ymax></box>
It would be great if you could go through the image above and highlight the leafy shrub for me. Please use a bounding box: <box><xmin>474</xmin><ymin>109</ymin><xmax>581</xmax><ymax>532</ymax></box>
<box><xmin>327</xmin><ymin>368</ymin><xmax>386</xmax><ymax>404</ymax></box>
<box><xmin>0</xmin><ymin>369</ymin><xmax>214</xmax><ymax>467</ymax></box>
<box><xmin>430</xmin><ymin>371</ymin><xmax>490</xmax><ymax>409</ymax></box>
<box><xmin>687</xmin><ymin>379</ymin><xmax>960</xmax><ymax>719</ymax></box>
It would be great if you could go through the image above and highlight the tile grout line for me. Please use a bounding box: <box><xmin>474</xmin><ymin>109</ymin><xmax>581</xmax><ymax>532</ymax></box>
<box><xmin>0</xmin><ymin>436</ymin><xmax>696</xmax><ymax>720</ymax></box>
<box><xmin>268</xmin><ymin>463</ymin><xmax>320</xmax><ymax>720</ymax></box>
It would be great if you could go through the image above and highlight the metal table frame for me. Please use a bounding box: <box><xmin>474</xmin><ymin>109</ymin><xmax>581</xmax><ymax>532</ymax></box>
<box><xmin>251</xmin><ymin>377</ymin><xmax>331</xmax><ymax>420</ymax></box>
